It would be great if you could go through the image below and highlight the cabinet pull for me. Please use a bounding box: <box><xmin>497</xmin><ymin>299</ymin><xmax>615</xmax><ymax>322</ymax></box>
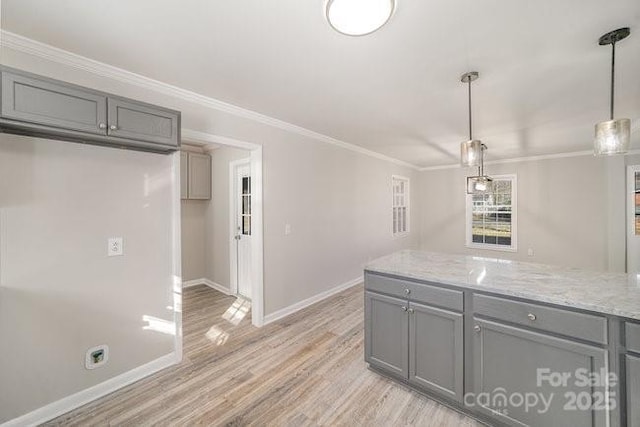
<box><xmin>474</xmin><ymin>325</ymin><xmax>481</xmax><ymax>333</ymax></box>
<box><xmin>404</xmin><ymin>288</ymin><xmax>411</xmax><ymax>295</ymax></box>
<box><xmin>109</xmin><ymin>124</ymin><xmax>118</xmax><ymax>131</ymax></box>
<box><xmin>527</xmin><ymin>313</ymin><xmax>537</xmax><ymax>321</ymax></box>
<box><xmin>408</xmin><ymin>308</ymin><xmax>415</xmax><ymax>314</ymax></box>
<box><xmin>401</xmin><ymin>306</ymin><xmax>407</xmax><ymax>312</ymax></box>
<box><xmin>98</xmin><ymin>123</ymin><xmax>107</xmax><ymax>130</ymax></box>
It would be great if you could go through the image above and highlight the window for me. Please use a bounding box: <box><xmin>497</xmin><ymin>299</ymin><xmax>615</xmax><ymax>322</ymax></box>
<box><xmin>466</xmin><ymin>174</ymin><xmax>517</xmax><ymax>251</ymax></box>
<box><xmin>241</xmin><ymin>176</ymin><xmax>251</xmax><ymax>236</ymax></box>
<box><xmin>392</xmin><ymin>175</ymin><xmax>410</xmax><ymax>236</ymax></box>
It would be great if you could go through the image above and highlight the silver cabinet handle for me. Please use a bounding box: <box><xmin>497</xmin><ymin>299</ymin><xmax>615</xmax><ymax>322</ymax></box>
<box><xmin>109</xmin><ymin>124</ymin><xmax>118</xmax><ymax>131</ymax></box>
<box><xmin>408</xmin><ymin>308</ymin><xmax>415</xmax><ymax>314</ymax></box>
<box><xmin>474</xmin><ymin>325</ymin><xmax>481</xmax><ymax>333</ymax></box>
<box><xmin>404</xmin><ymin>288</ymin><xmax>411</xmax><ymax>295</ymax></box>
<box><xmin>98</xmin><ymin>123</ymin><xmax>107</xmax><ymax>130</ymax></box>
<box><xmin>401</xmin><ymin>306</ymin><xmax>407</xmax><ymax>312</ymax></box>
<box><xmin>527</xmin><ymin>313</ymin><xmax>537</xmax><ymax>321</ymax></box>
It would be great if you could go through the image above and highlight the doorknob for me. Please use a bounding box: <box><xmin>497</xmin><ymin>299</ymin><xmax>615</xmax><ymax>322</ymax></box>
<box><xmin>234</xmin><ymin>235</ymin><xmax>241</xmax><ymax>240</ymax></box>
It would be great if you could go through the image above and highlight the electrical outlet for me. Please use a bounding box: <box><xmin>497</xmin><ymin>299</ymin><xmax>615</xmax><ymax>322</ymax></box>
<box><xmin>85</xmin><ymin>345</ymin><xmax>109</xmax><ymax>369</ymax></box>
<box><xmin>527</xmin><ymin>248</ymin><xmax>534</xmax><ymax>257</ymax></box>
<box><xmin>284</xmin><ymin>224</ymin><xmax>292</xmax><ymax>235</ymax></box>
<box><xmin>108</xmin><ymin>237</ymin><xmax>123</xmax><ymax>256</ymax></box>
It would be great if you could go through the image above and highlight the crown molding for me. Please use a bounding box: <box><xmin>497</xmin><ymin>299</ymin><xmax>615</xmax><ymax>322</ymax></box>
<box><xmin>0</xmin><ymin>30</ymin><xmax>420</xmax><ymax>170</ymax></box>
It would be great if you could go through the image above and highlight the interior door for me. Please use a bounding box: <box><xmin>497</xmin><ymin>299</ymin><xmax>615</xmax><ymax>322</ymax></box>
<box><xmin>629</xmin><ymin>165</ymin><xmax>640</xmax><ymax>274</ymax></box>
<box><xmin>234</xmin><ymin>162</ymin><xmax>252</xmax><ymax>299</ymax></box>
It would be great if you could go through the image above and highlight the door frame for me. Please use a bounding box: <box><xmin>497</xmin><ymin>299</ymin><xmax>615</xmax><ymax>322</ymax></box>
<box><xmin>229</xmin><ymin>157</ymin><xmax>252</xmax><ymax>297</ymax></box>
<box><xmin>178</xmin><ymin>129</ymin><xmax>264</xmax><ymax>333</ymax></box>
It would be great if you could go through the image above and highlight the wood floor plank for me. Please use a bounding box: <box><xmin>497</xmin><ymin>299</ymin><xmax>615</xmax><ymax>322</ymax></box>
<box><xmin>46</xmin><ymin>284</ymin><xmax>482</xmax><ymax>426</ymax></box>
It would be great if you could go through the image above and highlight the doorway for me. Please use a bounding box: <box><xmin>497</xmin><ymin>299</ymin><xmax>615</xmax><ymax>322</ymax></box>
<box><xmin>231</xmin><ymin>159</ymin><xmax>252</xmax><ymax>299</ymax></box>
<box><xmin>628</xmin><ymin>165</ymin><xmax>640</xmax><ymax>274</ymax></box>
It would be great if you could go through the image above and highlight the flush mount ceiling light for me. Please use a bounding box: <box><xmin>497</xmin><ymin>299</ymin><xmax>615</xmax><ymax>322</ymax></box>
<box><xmin>594</xmin><ymin>27</ymin><xmax>631</xmax><ymax>156</ymax></box>
<box><xmin>459</xmin><ymin>72</ymin><xmax>493</xmax><ymax>194</ymax></box>
<box><xmin>326</xmin><ymin>0</ymin><xmax>396</xmax><ymax>36</ymax></box>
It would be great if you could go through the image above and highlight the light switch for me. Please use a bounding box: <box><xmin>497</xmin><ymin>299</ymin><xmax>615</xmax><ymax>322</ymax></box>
<box><xmin>284</xmin><ymin>224</ymin><xmax>292</xmax><ymax>235</ymax></box>
<box><xmin>108</xmin><ymin>237</ymin><xmax>123</xmax><ymax>256</ymax></box>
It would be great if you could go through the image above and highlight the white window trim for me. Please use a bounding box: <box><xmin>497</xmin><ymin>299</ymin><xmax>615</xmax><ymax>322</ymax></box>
<box><xmin>392</xmin><ymin>175</ymin><xmax>410</xmax><ymax>237</ymax></box>
<box><xmin>465</xmin><ymin>174</ymin><xmax>518</xmax><ymax>252</ymax></box>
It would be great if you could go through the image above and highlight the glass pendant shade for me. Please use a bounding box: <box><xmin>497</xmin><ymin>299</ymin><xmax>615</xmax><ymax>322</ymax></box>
<box><xmin>594</xmin><ymin>118</ymin><xmax>630</xmax><ymax>155</ymax></box>
<box><xmin>460</xmin><ymin>140</ymin><xmax>483</xmax><ymax>167</ymax></box>
<box><xmin>326</xmin><ymin>0</ymin><xmax>395</xmax><ymax>36</ymax></box>
<box><xmin>466</xmin><ymin>176</ymin><xmax>494</xmax><ymax>194</ymax></box>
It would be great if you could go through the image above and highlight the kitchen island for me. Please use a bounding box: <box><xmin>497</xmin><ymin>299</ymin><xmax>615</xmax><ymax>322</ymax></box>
<box><xmin>364</xmin><ymin>250</ymin><xmax>640</xmax><ymax>427</ymax></box>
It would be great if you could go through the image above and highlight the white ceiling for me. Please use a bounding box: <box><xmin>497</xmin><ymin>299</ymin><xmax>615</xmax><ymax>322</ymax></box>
<box><xmin>2</xmin><ymin>0</ymin><xmax>639</xmax><ymax>167</ymax></box>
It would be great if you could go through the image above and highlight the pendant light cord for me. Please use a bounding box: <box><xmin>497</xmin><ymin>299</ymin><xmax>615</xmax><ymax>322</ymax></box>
<box><xmin>468</xmin><ymin>79</ymin><xmax>473</xmax><ymax>140</ymax></box>
<box><xmin>610</xmin><ymin>41</ymin><xmax>616</xmax><ymax>120</ymax></box>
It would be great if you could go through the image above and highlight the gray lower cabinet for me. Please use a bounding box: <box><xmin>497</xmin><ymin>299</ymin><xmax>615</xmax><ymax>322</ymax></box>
<box><xmin>409</xmin><ymin>302</ymin><xmax>464</xmax><ymax>401</ymax></box>
<box><xmin>628</xmin><ymin>354</ymin><xmax>640</xmax><ymax>427</ymax></box>
<box><xmin>364</xmin><ymin>291</ymin><xmax>408</xmax><ymax>378</ymax></box>
<box><xmin>473</xmin><ymin>318</ymin><xmax>607</xmax><ymax>427</ymax></box>
<box><xmin>1</xmin><ymin>70</ymin><xmax>108</xmax><ymax>135</ymax></box>
<box><xmin>108</xmin><ymin>97</ymin><xmax>179</xmax><ymax>147</ymax></box>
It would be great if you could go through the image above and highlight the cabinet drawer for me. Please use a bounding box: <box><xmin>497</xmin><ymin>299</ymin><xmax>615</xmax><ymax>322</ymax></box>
<box><xmin>364</xmin><ymin>273</ymin><xmax>463</xmax><ymax>311</ymax></box>
<box><xmin>626</xmin><ymin>322</ymin><xmax>640</xmax><ymax>354</ymax></box>
<box><xmin>473</xmin><ymin>294</ymin><xmax>607</xmax><ymax>344</ymax></box>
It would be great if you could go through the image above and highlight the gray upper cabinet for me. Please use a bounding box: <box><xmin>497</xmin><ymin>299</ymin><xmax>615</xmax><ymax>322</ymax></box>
<box><xmin>409</xmin><ymin>302</ymin><xmax>463</xmax><ymax>402</ymax></box>
<box><xmin>473</xmin><ymin>318</ymin><xmax>607</xmax><ymax>427</ymax></box>
<box><xmin>0</xmin><ymin>66</ymin><xmax>180</xmax><ymax>153</ymax></box>
<box><xmin>181</xmin><ymin>151</ymin><xmax>211</xmax><ymax>200</ymax></box>
<box><xmin>365</xmin><ymin>291</ymin><xmax>408</xmax><ymax>378</ymax></box>
<box><xmin>107</xmin><ymin>97</ymin><xmax>179</xmax><ymax>148</ymax></box>
<box><xmin>1</xmin><ymin>70</ymin><xmax>108</xmax><ymax>135</ymax></box>
<box><xmin>187</xmin><ymin>152</ymin><xmax>211</xmax><ymax>200</ymax></box>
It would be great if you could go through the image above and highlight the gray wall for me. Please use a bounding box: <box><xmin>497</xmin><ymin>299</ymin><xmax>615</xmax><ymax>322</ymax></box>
<box><xmin>181</xmin><ymin>200</ymin><xmax>207</xmax><ymax>281</ymax></box>
<box><xmin>419</xmin><ymin>155</ymin><xmax>612</xmax><ymax>271</ymax></box>
<box><xmin>0</xmin><ymin>134</ymin><xmax>175</xmax><ymax>422</ymax></box>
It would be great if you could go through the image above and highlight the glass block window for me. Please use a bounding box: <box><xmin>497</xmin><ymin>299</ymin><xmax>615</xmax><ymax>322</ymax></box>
<box><xmin>466</xmin><ymin>175</ymin><xmax>517</xmax><ymax>250</ymax></box>
<box><xmin>392</xmin><ymin>176</ymin><xmax>410</xmax><ymax>236</ymax></box>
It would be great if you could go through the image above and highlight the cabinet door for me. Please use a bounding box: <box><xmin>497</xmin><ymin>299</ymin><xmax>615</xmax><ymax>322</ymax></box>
<box><xmin>473</xmin><ymin>318</ymin><xmax>608</xmax><ymax>427</ymax></box>
<box><xmin>1</xmin><ymin>70</ymin><xmax>107</xmax><ymax>134</ymax></box>
<box><xmin>365</xmin><ymin>291</ymin><xmax>408</xmax><ymax>379</ymax></box>
<box><xmin>180</xmin><ymin>152</ymin><xmax>189</xmax><ymax>200</ymax></box>
<box><xmin>187</xmin><ymin>153</ymin><xmax>211</xmax><ymax>200</ymax></box>
<box><xmin>628</xmin><ymin>354</ymin><xmax>640</xmax><ymax>427</ymax></box>
<box><xmin>107</xmin><ymin>97</ymin><xmax>179</xmax><ymax>147</ymax></box>
<box><xmin>409</xmin><ymin>302</ymin><xmax>463</xmax><ymax>401</ymax></box>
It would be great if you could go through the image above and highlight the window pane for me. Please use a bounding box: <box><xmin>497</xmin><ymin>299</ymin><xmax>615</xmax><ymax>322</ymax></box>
<box><xmin>242</xmin><ymin>177</ymin><xmax>250</xmax><ymax>195</ymax></box>
<box><xmin>469</xmin><ymin>177</ymin><xmax>514</xmax><ymax>248</ymax></box>
<box><xmin>242</xmin><ymin>215</ymin><xmax>251</xmax><ymax>235</ymax></box>
<box><xmin>242</xmin><ymin>195</ymin><xmax>251</xmax><ymax>215</ymax></box>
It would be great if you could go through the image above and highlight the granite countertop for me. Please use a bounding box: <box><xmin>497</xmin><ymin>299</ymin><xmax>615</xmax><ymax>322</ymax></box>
<box><xmin>365</xmin><ymin>250</ymin><xmax>640</xmax><ymax>321</ymax></box>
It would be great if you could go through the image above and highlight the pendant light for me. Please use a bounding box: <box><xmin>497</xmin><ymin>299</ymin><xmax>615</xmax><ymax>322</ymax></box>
<box><xmin>594</xmin><ymin>27</ymin><xmax>631</xmax><ymax>156</ymax></box>
<box><xmin>459</xmin><ymin>71</ymin><xmax>493</xmax><ymax>194</ymax></box>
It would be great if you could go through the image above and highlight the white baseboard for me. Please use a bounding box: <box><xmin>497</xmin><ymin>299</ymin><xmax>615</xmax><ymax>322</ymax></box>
<box><xmin>183</xmin><ymin>278</ymin><xmax>232</xmax><ymax>295</ymax></box>
<box><xmin>263</xmin><ymin>276</ymin><xmax>363</xmax><ymax>325</ymax></box>
<box><xmin>1</xmin><ymin>352</ymin><xmax>178</xmax><ymax>427</ymax></box>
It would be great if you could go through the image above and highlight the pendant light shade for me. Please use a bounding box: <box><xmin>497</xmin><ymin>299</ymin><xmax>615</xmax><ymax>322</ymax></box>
<box><xmin>594</xmin><ymin>27</ymin><xmax>631</xmax><ymax>156</ymax></box>
<box><xmin>595</xmin><ymin>118</ymin><xmax>631</xmax><ymax>155</ymax></box>
<box><xmin>461</xmin><ymin>140</ymin><xmax>483</xmax><ymax>167</ymax></box>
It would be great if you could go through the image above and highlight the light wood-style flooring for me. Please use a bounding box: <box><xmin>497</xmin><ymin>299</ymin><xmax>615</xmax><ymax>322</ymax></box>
<box><xmin>47</xmin><ymin>284</ymin><xmax>481</xmax><ymax>426</ymax></box>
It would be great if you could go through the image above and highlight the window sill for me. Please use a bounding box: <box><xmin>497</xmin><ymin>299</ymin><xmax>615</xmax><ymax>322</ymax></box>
<box><xmin>393</xmin><ymin>232</ymin><xmax>410</xmax><ymax>239</ymax></box>
<box><xmin>465</xmin><ymin>243</ymin><xmax>517</xmax><ymax>253</ymax></box>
